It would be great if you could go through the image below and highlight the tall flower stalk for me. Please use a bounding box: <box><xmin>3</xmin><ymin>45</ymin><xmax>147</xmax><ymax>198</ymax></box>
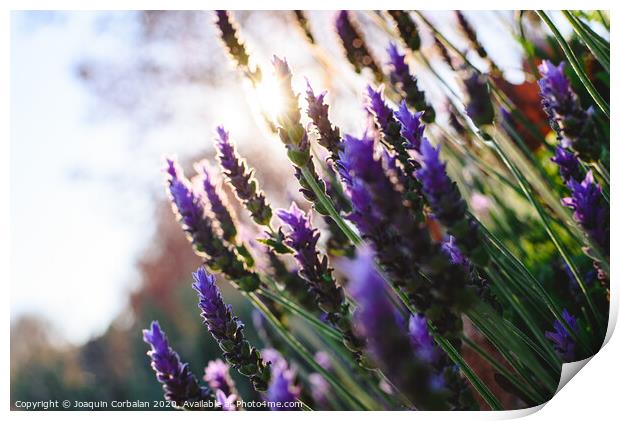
<box><xmin>192</xmin><ymin>267</ymin><xmax>271</xmax><ymax>391</ymax></box>
<box><xmin>277</xmin><ymin>203</ymin><xmax>366</xmax><ymax>363</ymax></box>
<box><xmin>538</xmin><ymin>60</ymin><xmax>602</xmax><ymax>162</ymax></box>
<box><xmin>143</xmin><ymin>321</ymin><xmax>214</xmax><ymax>409</ymax></box>
<box><xmin>386</xmin><ymin>42</ymin><xmax>435</xmax><ymax>123</ymax></box>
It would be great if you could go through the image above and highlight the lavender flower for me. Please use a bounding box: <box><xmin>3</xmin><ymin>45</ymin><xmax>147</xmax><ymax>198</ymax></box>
<box><xmin>266</xmin><ymin>369</ymin><xmax>301</xmax><ymax>411</ymax></box>
<box><xmin>165</xmin><ymin>158</ymin><xmax>258</xmax><ymax>290</ymax></box>
<box><xmin>551</xmin><ymin>146</ymin><xmax>585</xmax><ymax>184</ymax></box>
<box><xmin>198</xmin><ymin>163</ymin><xmax>237</xmax><ymax>243</ymax></box>
<box><xmin>335</xmin><ymin>11</ymin><xmax>383</xmax><ymax>82</ymax></box>
<box><xmin>461</xmin><ymin>69</ymin><xmax>494</xmax><ymax>126</ymax></box>
<box><xmin>277</xmin><ymin>203</ymin><xmax>365</xmax><ymax>358</ymax></box>
<box><xmin>561</xmin><ymin>171</ymin><xmax>609</xmax><ymax>255</ymax></box>
<box><xmin>143</xmin><ymin>321</ymin><xmax>213</xmax><ymax>407</ymax></box>
<box><xmin>215</xmin><ymin>126</ymin><xmax>273</xmax><ymax>226</ymax></box>
<box><xmin>339</xmin><ymin>134</ymin><xmax>471</xmax><ymax>339</ymax></box>
<box><xmin>409</xmin><ymin>314</ymin><xmax>440</xmax><ymax>364</ymax></box>
<box><xmin>271</xmin><ymin>57</ymin><xmax>332</xmax><ymax>217</ymax></box>
<box><xmin>545</xmin><ymin>309</ymin><xmax>578</xmax><ymax>362</ymax></box>
<box><xmin>387</xmin><ymin>11</ymin><xmax>421</xmax><ymax>52</ymax></box>
<box><xmin>192</xmin><ymin>266</ymin><xmax>271</xmax><ymax>391</ymax></box>
<box><xmin>386</xmin><ymin>43</ymin><xmax>435</xmax><ymax>123</ymax></box>
<box><xmin>214</xmin><ymin>11</ymin><xmax>261</xmax><ymax>84</ymax></box>
<box><xmin>261</xmin><ymin>348</ymin><xmax>301</xmax><ymax>411</ymax></box>
<box><xmin>345</xmin><ymin>248</ymin><xmax>448</xmax><ymax>410</ymax></box>
<box><xmin>272</xmin><ymin>56</ymin><xmax>310</xmax><ymax>167</ymax></box>
<box><xmin>538</xmin><ymin>60</ymin><xmax>601</xmax><ymax>162</ymax></box>
<box><xmin>204</xmin><ymin>359</ymin><xmax>237</xmax><ymax>398</ymax></box>
<box><xmin>306</xmin><ymin>81</ymin><xmax>341</xmax><ymax>160</ymax></box>
<box><xmin>417</xmin><ymin>138</ymin><xmax>489</xmax><ymax>266</ymax></box>
<box><xmin>277</xmin><ymin>203</ymin><xmax>345</xmax><ymax>316</ymax></box>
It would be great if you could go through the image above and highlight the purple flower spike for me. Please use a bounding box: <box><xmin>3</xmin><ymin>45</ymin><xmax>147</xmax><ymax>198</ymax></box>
<box><xmin>306</xmin><ymin>81</ymin><xmax>341</xmax><ymax>159</ymax></box>
<box><xmin>386</xmin><ymin>43</ymin><xmax>435</xmax><ymax>123</ymax></box>
<box><xmin>551</xmin><ymin>146</ymin><xmax>584</xmax><ymax>184</ymax></box>
<box><xmin>166</xmin><ymin>158</ymin><xmax>203</xmax><ymax>236</ymax></box>
<box><xmin>143</xmin><ymin>321</ymin><xmax>213</xmax><ymax>407</ymax></box>
<box><xmin>387</xmin><ymin>42</ymin><xmax>409</xmax><ymax>75</ymax></box>
<box><xmin>204</xmin><ymin>359</ymin><xmax>237</xmax><ymax>397</ymax></box>
<box><xmin>215</xmin><ymin>126</ymin><xmax>272</xmax><ymax>226</ymax></box>
<box><xmin>441</xmin><ymin>236</ymin><xmax>468</xmax><ymax>267</ymax></box>
<box><xmin>277</xmin><ymin>203</ymin><xmax>363</xmax><ymax>358</ymax></box>
<box><xmin>561</xmin><ymin>171</ymin><xmax>609</xmax><ymax>254</ymax></box>
<box><xmin>192</xmin><ymin>266</ymin><xmax>271</xmax><ymax>391</ymax></box>
<box><xmin>545</xmin><ymin>309</ymin><xmax>578</xmax><ymax>362</ymax></box>
<box><xmin>199</xmin><ymin>163</ymin><xmax>237</xmax><ymax>243</ymax></box>
<box><xmin>394</xmin><ymin>100</ymin><xmax>426</xmax><ymax>152</ymax></box>
<box><xmin>417</xmin><ymin>138</ymin><xmax>489</xmax><ymax>266</ymax></box>
<box><xmin>461</xmin><ymin>70</ymin><xmax>494</xmax><ymax>126</ymax></box>
<box><xmin>538</xmin><ymin>60</ymin><xmax>601</xmax><ymax>161</ymax></box>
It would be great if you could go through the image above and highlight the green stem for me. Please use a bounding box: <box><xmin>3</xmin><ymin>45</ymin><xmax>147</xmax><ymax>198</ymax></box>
<box><xmin>255</xmin><ymin>286</ymin><xmax>342</xmax><ymax>341</ymax></box>
<box><xmin>562</xmin><ymin>11</ymin><xmax>609</xmax><ymax>72</ymax></box>
<box><xmin>245</xmin><ymin>292</ymin><xmax>369</xmax><ymax>410</ymax></box>
<box><xmin>300</xmin><ymin>165</ymin><xmax>362</xmax><ymax>245</ymax></box>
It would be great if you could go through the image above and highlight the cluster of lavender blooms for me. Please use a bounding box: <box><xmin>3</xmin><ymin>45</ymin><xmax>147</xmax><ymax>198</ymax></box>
<box><xmin>141</xmin><ymin>10</ymin><xmax>610</xmax><ymax>411</ymax></box>
<box><xmin>204</xmin><ymin>360</ymin><xmax>239</xmax><ymax>411</ymax></box>
<box><xmin>540</xmin><ymin>60</ymin><xmax>609</xmax><ymax>284</ymax></box>
<box><xmin>538</xmin><ymin>60</ymin><xmax>602</xmax><ymax>162</ymax></box>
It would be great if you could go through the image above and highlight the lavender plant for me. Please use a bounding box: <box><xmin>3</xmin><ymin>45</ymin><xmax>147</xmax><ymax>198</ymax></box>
<box><xmin>143</xmin><ymin>9</ymin><xmax>610</xmax><ymax>411</ymax></box>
